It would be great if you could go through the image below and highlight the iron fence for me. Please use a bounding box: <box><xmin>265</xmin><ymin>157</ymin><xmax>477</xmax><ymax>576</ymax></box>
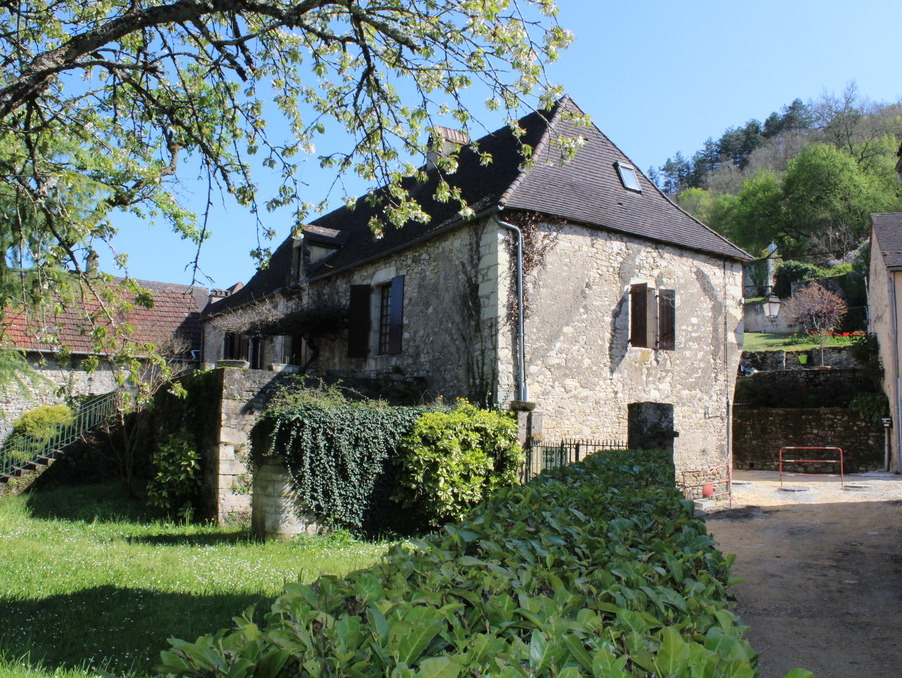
<box><xmin>0</xmin><ymin>391</ymin><xmax>121</xmax><ymax>481</ymax></box>
<box><xmin>522</xmin><ymin>438</ymin><xmax>627</xmax><ymax>481</ymax></box>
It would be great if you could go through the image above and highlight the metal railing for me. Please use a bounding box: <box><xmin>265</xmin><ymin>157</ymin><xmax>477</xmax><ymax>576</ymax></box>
<box><xmin>522</xmin><ymin>438</ymin><xmax>627</xmax><ymax>481</ymax></box>
<box><xmin>0</xmin><ymin>391</ymin><xmax>122</xmax><ymax>480</ymax></box>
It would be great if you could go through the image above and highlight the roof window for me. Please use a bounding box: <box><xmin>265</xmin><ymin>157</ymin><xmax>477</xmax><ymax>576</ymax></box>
<box><xmin>615</xmin><ymin>161</ymin><xmax>642</xmax><ymax>193</ymax></box>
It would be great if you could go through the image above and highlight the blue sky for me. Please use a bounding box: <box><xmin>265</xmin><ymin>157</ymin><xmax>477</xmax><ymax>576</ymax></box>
<box><xmin>105</xmin><ymin>0</ymin><xmax>902</xmax><ymax>291</ymax></box>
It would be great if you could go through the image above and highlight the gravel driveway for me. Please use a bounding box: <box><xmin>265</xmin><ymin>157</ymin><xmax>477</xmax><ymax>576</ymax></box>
<box><xmin>706</xmin><ymin>471</ymin><xmax>902</xmax><ymax>678</ymax></box>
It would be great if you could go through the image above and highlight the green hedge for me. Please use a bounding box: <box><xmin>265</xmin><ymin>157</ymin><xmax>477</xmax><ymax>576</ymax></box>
<box><xmin>157</xmin><ymin>451</ymin><xmax>760</xmax><ymax>677</ymax></box>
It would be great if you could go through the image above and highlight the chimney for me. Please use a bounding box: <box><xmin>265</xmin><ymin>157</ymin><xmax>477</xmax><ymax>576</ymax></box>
<box><xmin>207</xmin><ymin>282</ymin><xmax>243</xmax><ymax>306</ymax></box>
<box><xmin>426</xmin><ymin>126</ymin><xmax>469</xmax><ymax>170</ymax></box>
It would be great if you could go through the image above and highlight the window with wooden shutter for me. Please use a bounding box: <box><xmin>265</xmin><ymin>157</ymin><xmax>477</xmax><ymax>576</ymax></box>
<box><xmin>629</xmin><ymin>283</ymin><xmax>655</xmax><ymax>348</ymax></box>
<box><xmin>657</xmin><ymin>289</ymin><xmax>676</xmax><ymax>351</ymax></box>
<box><xmin>387</xmin><ymin>275</ymin><xmax>404</xmax><ymax>355</ymax></box>
<box><xmin>347</xmin><ymin>284</ymin><xmax>371</xmax><ymax>358</ymax></box>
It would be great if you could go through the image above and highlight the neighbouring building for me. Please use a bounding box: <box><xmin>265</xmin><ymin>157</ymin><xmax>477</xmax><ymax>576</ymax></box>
<box><xmin>1</xmin><ymin>278</ymin><xmax>208</xmax><ymax>437</ymax></box>
<box><xmin>202</xmin><ymin>96</ymin><xmax>751</xmax><ymax>475</ymax></box>
<box><xmin>868</xmin><ymin>212</ymin><xmax>902</xmax><ymax>471</ymax></box>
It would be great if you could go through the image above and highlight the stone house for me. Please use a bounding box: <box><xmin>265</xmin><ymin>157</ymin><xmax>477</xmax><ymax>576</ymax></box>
<box><xmin>868</xmin><ymin>212</ymin><xmax>902</xmax><ymax>471</ymax></box>
<box><xmin>202</xmin><ymin>96</ymin><xmax>751</xmax><ymax>474</ymax></box>
<box><xmin>1</xmin><ymin>278</ymin><xmax>208</xmax><ymax>437</ymax></box>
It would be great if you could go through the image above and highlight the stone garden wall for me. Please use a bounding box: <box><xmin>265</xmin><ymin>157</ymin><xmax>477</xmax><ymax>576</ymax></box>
<box><xmin>742</xmin><ymin>346</ymin><xmax>861</xmax><ymax>372</ymax></box>
<box><xmin>733</xmin><ymin>345</ymin><xmax>884</xmax><ymax>473</ymax></box>
<box><xmin>160</xmin><ymin>366</ymin><xmax>294</xmax><ymax>523</ymax></box>
<box><xmin>733</xmin><ymin>407</ymin><xmax>884</xmax><ymax>472</ymax></box>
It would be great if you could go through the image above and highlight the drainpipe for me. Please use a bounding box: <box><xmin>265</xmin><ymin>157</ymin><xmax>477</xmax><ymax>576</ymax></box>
<box><xmin>890</xmin><ymin>274</ymin><xmax>901</xmax><ymax>473</ymax></box>
<box><xmin>493</xmin><ymin>213</ymin><xmax>528</xmax><ymax>402</ymax></box>
<box><xmin>724</xmin><ymin>261</ymin><xmax>733</xmax><ymax>492</ymax></box>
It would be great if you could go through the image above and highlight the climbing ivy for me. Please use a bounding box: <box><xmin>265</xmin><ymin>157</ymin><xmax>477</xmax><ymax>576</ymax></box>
<box><xmin>257</xmin><ymin>402</ymin><xmax>425</xmax><ymax>531</ymax></box>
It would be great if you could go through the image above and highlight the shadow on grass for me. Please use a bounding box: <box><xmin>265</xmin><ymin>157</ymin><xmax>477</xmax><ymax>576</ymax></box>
<box><xmin>23</xmin><ymin>481</ymin><xmax>159</xmax><ymax>524</ymax></box>
<box><xmin>0</xmin><ymin>585</ymin><xmax>272</xmax><ymax>677</ymax></box>
<box><xmin>126</xmin><ymin>531</ymin><xmax>256</xmax><ymax>546</ymax></box>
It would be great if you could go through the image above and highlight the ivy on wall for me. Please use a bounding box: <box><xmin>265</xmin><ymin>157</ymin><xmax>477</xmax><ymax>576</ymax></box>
<box><xmin>255</xmin><ymin>383</ymin><xmax>523</xmax><ymax>533</ymax></box>
<box><xmin>257</xmin><ymin>402</ymin><xmax>425</xmax><ymax>531</ymax></box>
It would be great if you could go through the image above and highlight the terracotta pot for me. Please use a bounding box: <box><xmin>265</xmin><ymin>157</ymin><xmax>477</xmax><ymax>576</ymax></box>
<box><xmin>702</xmin><ymin>483</ymin><xmax>715</xmax><ymax>498</ymax></box>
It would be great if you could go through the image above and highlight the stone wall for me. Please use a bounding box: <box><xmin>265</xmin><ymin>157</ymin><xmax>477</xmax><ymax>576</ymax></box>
<box><xmin>742</xmin><ymin>346</ymin><xmax>861</xmax><ymax>372</ymax></box>
<box><xmin>218</xmin><ymin>219</ymin><xmax>502</xmax><ymax>403</ymax></box>
<box><xmin>502</xmin><ymin>221</ymin><xmax>745</xmax><ymax>474</ymax></box>
<box><xmin>252</xmin><ymin>458</ymin><xmax>320</xmax><ymax>539</ymax></box>
<box><xmin>160</xmin><ymin>366</ymin><xmax>294</xmax><ymax>523</ymax></box>
<box><xmin>734</xmin><ymin>368</ymin><xmax>873</xmax><ymax>409</ymax></box>
<box><xmin>742</xmin><ymin>301</ymin><xmax>799</xmax><ymax>334</ymax></box>
<box><xmin>733</xmin><ymin>407</ymin><xmax>884</xmax><ymax>472</ymax></box>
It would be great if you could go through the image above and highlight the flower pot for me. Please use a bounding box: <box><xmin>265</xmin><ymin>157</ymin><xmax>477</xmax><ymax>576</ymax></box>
<box><xmin>702</xmin><ymin>483</ymin><xmax>715</xmax><ymax>498</ymax></box>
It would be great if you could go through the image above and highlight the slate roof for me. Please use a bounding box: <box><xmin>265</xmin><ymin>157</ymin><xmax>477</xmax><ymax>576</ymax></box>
<box><xmin>3</xmin><ymin>278</ymin><xmax>208</xmax><ymax>356</ymax></box>
<box><xmin>205</xmin><ymin>96</ymin><xmax>750</xmax><ymax>317</ymax></box>
<box><xmin>872</xmin><ymin>213</ymin><xmax>902</xmax><ymax>271</ymax></box>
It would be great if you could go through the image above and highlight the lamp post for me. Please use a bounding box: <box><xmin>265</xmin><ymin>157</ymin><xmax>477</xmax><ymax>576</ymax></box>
<box><xmin>764</xmin><ymin>293</ymin><xmax>781</xmax><ymax>319</ymax></box>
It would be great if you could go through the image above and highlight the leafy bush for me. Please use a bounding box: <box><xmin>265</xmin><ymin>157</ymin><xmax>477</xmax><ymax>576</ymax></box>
<box><xmin>849</xmin><ymin>392</ymin><xmax>890</xmax><ymax>423</ymax></box>
<box><xmin>773</xmin><ymin>260</ymin><xmax>824</xmax><ymax>298</ymax></box>
<box><xmin>394</xmin><ymin>403</ymin><xmax>521</xmax><ymax>527</ymax></box>
<box><xmin>146</xmin><ymin>429</ymin><xmax>202</xmax><ymax>520</ymax></box>
<box><xmin>11</xmin><ymin>404</ymin><xmax>74</xmax><ymax>442</ymax></box>
<box><xmin>7</xmin><ymin>404</ymin><xmax>75</xmax><ymax>461</ymax></box>
<box><xmin>158</xmin><ymin>451</ymin><xmax>759</xmax><ymax>677</ymax></box>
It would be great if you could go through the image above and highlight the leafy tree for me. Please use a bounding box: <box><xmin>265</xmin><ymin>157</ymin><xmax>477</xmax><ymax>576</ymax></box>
<box><xmin>0</xmin><ymin>0</ymin><xmax>570</xmax><ymax>380</ymax></box>
<box><xmin>784</xmin><ymin>282</ymin><xmax>847</xmax><ymax>365</ymax></box>
<box><xmin>780</xmin><ymin>143</ymin><xmax>898</xmax><ymax>261</ymax></box>
<box><xmin>719</xmin><ymin>168</ymin><xmax>782</xmax><ymax>255</ymax></box>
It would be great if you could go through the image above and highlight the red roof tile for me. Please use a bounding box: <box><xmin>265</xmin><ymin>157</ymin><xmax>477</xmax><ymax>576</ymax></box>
<box><xmin>3</xmin><ymin>278</ymin><xmax>208</xmax><ymax>357</ymax></box>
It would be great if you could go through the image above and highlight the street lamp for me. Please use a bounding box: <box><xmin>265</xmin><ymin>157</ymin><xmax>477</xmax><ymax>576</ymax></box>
<box><xmin>764</xmin><ymin>293</ymin><xmax>781</xmax><ymax>319</ymax></box>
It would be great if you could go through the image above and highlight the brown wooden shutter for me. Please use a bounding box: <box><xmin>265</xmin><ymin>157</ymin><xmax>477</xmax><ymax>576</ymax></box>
<box><xmin>657</xmin><ymin>289</ymin><xmax>676</xmax><ymax>351</ymax></box>
<box><xmin>630</xmin><ymin>283</ymin><xmax>654</xmax><ymax>348</ymax></box>
<box><xmin>347</xmin><ymin>285</ymin><xmax>371</xmax><ymax>358</ymax></box>
<box><xmin>238</xmin><ymin>334</ymin><xmax>250</xmax><ymax>361</ymax></box>
<box><xmin>387</xmin><ymin>275</ymin><xmax>405</xmax><ymax>355</ymax></box>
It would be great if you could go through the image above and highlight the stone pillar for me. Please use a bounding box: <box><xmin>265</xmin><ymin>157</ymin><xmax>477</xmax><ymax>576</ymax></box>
<box><xmin>252</xmin><ymin>459</ymin><xmax>321</xmax><ymax>540</ymax></box>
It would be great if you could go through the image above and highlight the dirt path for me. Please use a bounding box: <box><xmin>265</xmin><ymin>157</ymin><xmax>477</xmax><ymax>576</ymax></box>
<box><xmin>706</xmin><ymin>472</ymin><xmax>902</xmax><ymax>678</ymax></box>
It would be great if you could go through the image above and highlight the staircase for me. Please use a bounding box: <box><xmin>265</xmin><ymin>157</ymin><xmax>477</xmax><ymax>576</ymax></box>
<box><xmin>0</xmin><ymin>391</ymin><xmax>122</xmax><ymax>495</ymax></box>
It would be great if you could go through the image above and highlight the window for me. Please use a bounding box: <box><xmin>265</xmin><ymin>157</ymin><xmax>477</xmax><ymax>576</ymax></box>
<box><xmin>615</xmin><ymin>161</ymin><xmax>642</xmax><ymax>193</ymax></box>
<box><xmin>222</xmin><ymin>332</ymin><xmax>264</xmax><ymax>367</ymax></box>
<box><xmin>629</xmin><ymin>284</ymin><xmax>675</xmax><ymax>350</ymax></box>
<box><xmin>657</xmin><ymin>289</ymin><xmax>676</xmax><ymax>351</ymax></box>
<box><xmin>347</xmin><ymin>275</ymin><xmax>405</xmax><ymax>357</ymax></box>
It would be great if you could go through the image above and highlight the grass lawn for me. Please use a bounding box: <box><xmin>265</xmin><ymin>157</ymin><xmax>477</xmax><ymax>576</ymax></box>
<box><xmin>742</xmin><ymin>332</ymin><xmax>859</xmax><ymax>353</ymax></box>
<box><xmin>0</xmin><ymin>482</ymin><xmax>390</xmax><ymax>677</ymax></box>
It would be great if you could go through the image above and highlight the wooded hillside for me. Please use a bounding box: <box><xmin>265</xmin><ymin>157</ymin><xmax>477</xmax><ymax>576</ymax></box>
<box><xmin>652</xmin><ymin>83</ymin><xmax>902</xmax><ymax>264</ymax></box>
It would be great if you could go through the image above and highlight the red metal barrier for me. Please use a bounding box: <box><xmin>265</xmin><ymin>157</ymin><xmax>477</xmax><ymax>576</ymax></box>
<box><xmin>778</xmin><ymin>446</ymin><xmax>844</xmax><ymax>486</ymax></box>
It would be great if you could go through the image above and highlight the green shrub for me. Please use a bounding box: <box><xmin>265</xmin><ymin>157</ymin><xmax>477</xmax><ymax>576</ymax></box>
<box><xmin>146</xmin><ymin>429</ymin><xmax>202</xmax><ymax>520</ymax></box>
<box><xmin>394</xmin><ymin>403</ymin><xmax>521</xmax><ymax>527</ymax></box>
<box><xmin>158</xmin><ymin>451</ymin><xmax>758</xmax><ymax>677</ymax></box>
<box><xmin>773</xmin><ymin>260</ymin><xmax>825</xmax><ymax>298</ymax></box>
<box><xmin>7</xmin><ymin>404</ymin><xmax>75</xmax><ymax>462</ymax></box>
<box><xmin>849</xmin><ymin>392</ymin><xmax>890</xmax><ymax>423</ymax></box>
<box><xmin>11</xmin><ymin>404</ymin><xmax>74</xmax><ymax>442</ymax></box>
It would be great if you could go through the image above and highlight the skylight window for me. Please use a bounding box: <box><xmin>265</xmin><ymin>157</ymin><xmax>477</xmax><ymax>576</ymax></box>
<box><xmin>615</xmin><ymin>161</ymin><xmax>642</xmax><ymax>193</ymax></box>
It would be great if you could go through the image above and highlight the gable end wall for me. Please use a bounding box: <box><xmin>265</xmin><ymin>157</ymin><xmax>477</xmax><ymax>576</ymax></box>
<box><xmin>498</xmin><ymin>221</ymin><xmax>744</xmax><ymax>472</ymax></box>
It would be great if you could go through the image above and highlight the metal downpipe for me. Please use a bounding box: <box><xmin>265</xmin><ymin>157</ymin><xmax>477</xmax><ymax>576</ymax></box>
<box><xmin>493</xmin><ymin>214</ymin><xmax>527</xmax><ymax>403</ymax></box>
